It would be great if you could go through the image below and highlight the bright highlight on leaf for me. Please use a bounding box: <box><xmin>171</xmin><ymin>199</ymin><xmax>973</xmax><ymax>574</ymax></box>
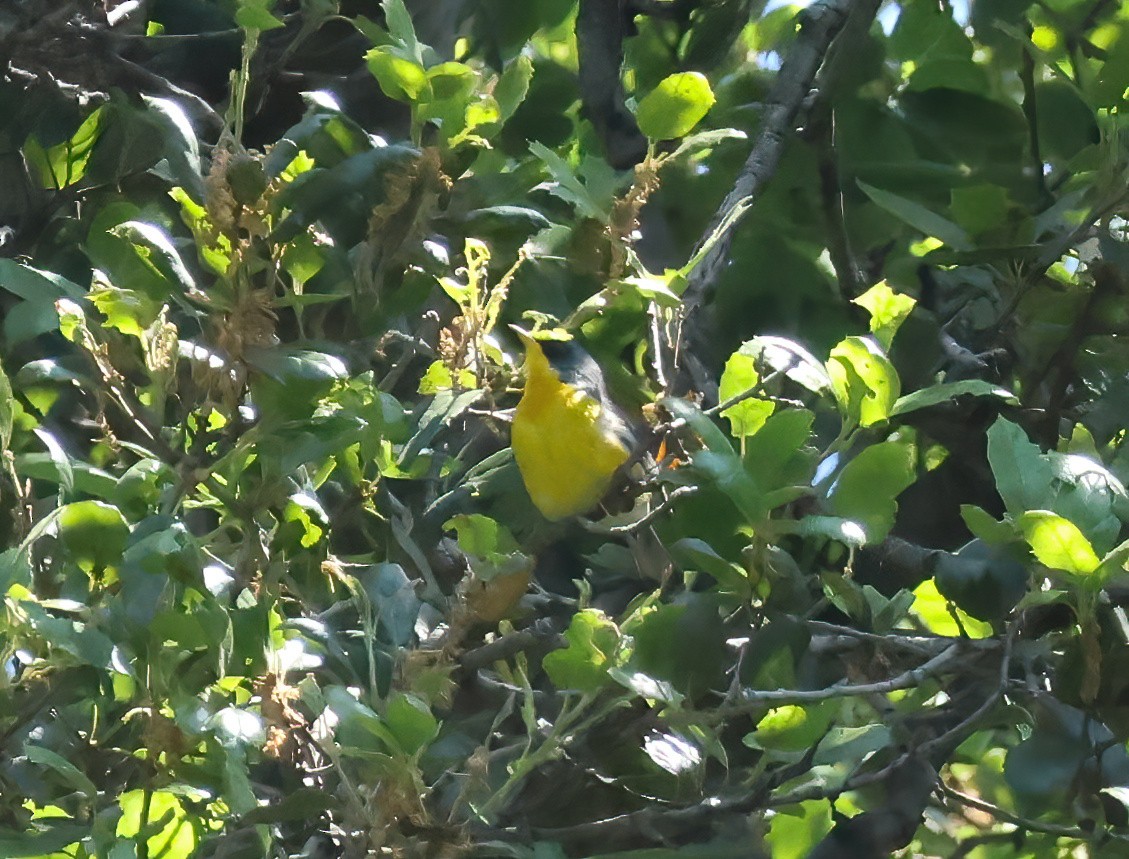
<box><xmin>826</xmin><ymin>336</ymin><xmax>900</xmax><ymax>427</ymax></box>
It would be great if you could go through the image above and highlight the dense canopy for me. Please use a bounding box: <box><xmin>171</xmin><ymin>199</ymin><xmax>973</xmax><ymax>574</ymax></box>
<box><xmin>4</xmin><ymin>0</ymin><xmax>1129</xmax><ymax>857</ymax></box>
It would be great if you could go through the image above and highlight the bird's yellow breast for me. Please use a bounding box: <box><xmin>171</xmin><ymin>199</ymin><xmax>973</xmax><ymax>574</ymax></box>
<box><xmin>512</xmin><ymin>344</ymin><xmax>629</xmax><ymax>521</ymax></box>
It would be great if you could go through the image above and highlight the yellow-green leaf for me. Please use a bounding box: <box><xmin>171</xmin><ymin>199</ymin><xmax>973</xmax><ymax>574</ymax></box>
<box><xmin>636</xmin><ymin>72</ymin><xmax>715</xmax><ymax>141</ymax></box>
<box><xmin>1018</xmin><ymin>511</ymin><xmax>1101</xmax><ymax>576</ymax></box>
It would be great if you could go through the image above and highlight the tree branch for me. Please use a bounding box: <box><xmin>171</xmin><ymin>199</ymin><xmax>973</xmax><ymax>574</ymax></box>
<box><xmin>712</xmin><ymin>642</ymin><xmax>965</xmax><ymax>715</ymax></box>
<box><xmin>459</xmin><ymin>617</ymin><xmax>566</xmax><ymax>671</ymax></box>
<box><xmin>676</xmin><ymin>0</ymin><xmax>881</xmax><ymax>397</ymax></box>
<box><xmin>680</xmin><ymin>0</ymin><xmax>863</xmax><ymax>315</ymax></box>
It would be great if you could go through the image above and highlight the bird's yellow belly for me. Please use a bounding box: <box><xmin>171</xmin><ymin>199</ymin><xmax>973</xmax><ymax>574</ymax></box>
<box><xmin>512</xmin><ymin>381</ymin><xmax>629</xmax><ymax>520</ymax></box>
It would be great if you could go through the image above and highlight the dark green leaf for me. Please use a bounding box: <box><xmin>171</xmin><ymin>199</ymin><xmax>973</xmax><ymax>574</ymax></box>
<box><xmin>858</xmin><ymin>180</ymin><xmax>973</xmax><ymax>251</ymax></box>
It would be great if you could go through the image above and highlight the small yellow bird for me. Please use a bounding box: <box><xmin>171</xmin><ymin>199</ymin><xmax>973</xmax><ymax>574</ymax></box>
<box><xmin>511</xmin><ymin>329</ymin><xmax>633</xmax><ymax>521</ymax></box>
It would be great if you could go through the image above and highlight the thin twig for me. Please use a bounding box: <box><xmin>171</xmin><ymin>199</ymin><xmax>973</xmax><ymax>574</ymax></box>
<box><xmin>583</xmin><ymin>485</ymin><xmax>699</xmax><ymax>535</ymax></box>
<box><xmin>714</xmin><ymin>642</ymin><xmax>963</xmax><ymax>715</ymax></box>
<box><xmin>939</xmin><ymin>783</ymin><xmax>1089</xmax><ymax>839</ymax></box>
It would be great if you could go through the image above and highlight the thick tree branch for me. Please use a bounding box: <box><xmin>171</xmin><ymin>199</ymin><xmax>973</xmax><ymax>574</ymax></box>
<box><xmin>680</xmin><ymin>0</ymin><xmax>863</xmax><ymax>315</ymax></box>
<box><xmin>576</xmin><ymin>0</ymin><xmax>648</xmax><ymax>169</ymax></box>
<box><xmin>676</xmin><ymin>0</ymin><xmax>880</xmax><ymax>397</ymax></box>
<box><xmin>459</xmin><ymin>617</ymin><xmax>566</xmax><ymax>671</ymax></box>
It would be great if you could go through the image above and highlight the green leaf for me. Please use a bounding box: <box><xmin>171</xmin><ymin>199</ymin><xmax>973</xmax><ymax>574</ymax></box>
<box><xmin>445</xmin><ymin>514</ymin><xmax>531</xmax><ymax>581</ymax></box>
<box><xmin>426</xmin><ymin>62</ymin><xmax>477</xmax><ymax>102</ymax></box>
<box><xmin>357</xmin><ymin>563</ymin><xmax>421</xmax><ymax>646</ymax></box>
<box><xmin>0</xmin><ymin>259</ymin><xmax>84</xmax><ymax>302</ymax></box>
<box><xmin>636</xmin><ymin>72</ymin><xmax>716</xmax><ymax>140</ymax></box>
<box><xmin>110</xmin><ymin>220</ymin><xmax>197</xmax><ymax>296</ymax></box>
<box><xmin>58</xmin><ymin>500</ymin><xmax>130</xmax><ymax>572</ymax></box>
<box><xmin>235</xmin><ymin>0</ymin><xmax>285</xmax><ymax>31</ymax></box>
<box><xmin>1044</xmin><ymin>451</ymin><xmax>1125</xmax><ymax>557</ymax></box>
<box><xmin>283</xmin><ymin>491</ymin><xmax>328</xmax><ymax>548</ymax></box>
<box><xmin>1005</xmin><ymin>727</ymin><xmax>1091</xmax><ymax>801</ymax></box>
<box><xmin>623</xmin><ymin>594</ymin><xmax>727</xmax><ymax>699</ymax></box>
<box><xmin>670</xmin><ymin>538</ymin><xmax>745</xmax><ymax>588</ymax></box>
<box><xmin>747</xmin><ymin>702</ymin><xmax>837</xmax><ymax>753</ymax></box>
<box><xmin>663</xmin><ymin>397</ymin><xmax>767</xmax><ymax>523</ymax></box>
<box><xmin>1018</xmin><ymin>511</ymin><xmax>1101</xmax><ymax>576</ymax></box>
<box><xmin>89</xmin><ymin>283</ymin><xmax>161</xmax><ymax>337</ymax></box>
<box><xmin>891</xmin><ymin>380</ymin><xmax>1017</xmax><ymax>416</ymax></box>
<box><xmin>719</xmin><ymin>351</ymin><xmax>775</xmax><ymax>438</ymax></box>
<box><xmin>813</xmin><ymin>723</ymin><xmax>892</xmax><ymax>767</ymax></box>
<box><xmin>24</xmin><ymin>743</ymin><xmax>98</xmax><ymax>798</ymax></box>
<box><xmin>1099</xmin><ymin>538</ymin><xmax>1129</xmax><ymax>583</ymax></box>
<box><xmin>0</xmin><ymin>823</ymin><xmax>87</xmax><ymax>857</ymax></box>
<box><xmin>384</xmin><ymin>692</ymin><xmax>439</xmax><ymax>755</ymax></box>
<box><xmin>23</xmin><ymin>106</ymin><xmax>105</xmax><ymax>189</ymax></box>
<box><xmin>326</xmin><ymin>686</ymin><xmax>397</xmax><ymax>753</ymax></box>
<box><xmin>960</xmin><ymin>504</ymin><xmax>1016</xmax><ymax>545</ymax></box>
<box><xmin>913</xmin><ymin>577</ymin><xmax>993</xmax><ymax>638</ymax></box>
<box><xmin>240</xmin><ymin>788</ymin><xmax>337</xmax><ymax>823</ymax></box>
<box><xmin>543</xmin><ymin>609</ymin><xmax>621</xmax><ymax>693</ymax></box>
<box><xmin>950</xmin><ymin>183</ymin><xmax>1010</xmax><ymax>236</ymax></box>
<box><xmin>826</xmin><ymin>440</ymin><xmax>916</xmax><ymax>544</ymax></box>
<box><xmin>934</xmin><ymin>538</ymin><xmax>1029</xmax><ymax>621</ymax></box>
<box><xmin>462</xmin><ymin>96</ymin><xmax>502</xmax><ymax>136</ymax></box>
<box><xmin>243</xmin><ymin>347</ymin><xmax>348</xmax><ymax>382</ymax></box>
<box><xmin>851</xmin><ymin>281</ymin><xmax>916</xmax><ymax>350</ymax></box>
<box><xmin>495</xmin><ymin>54</ymin><xmax>534</xmax><ymax>121</ymax></box>
<box><xmin>366</xmin><ymin>48</ymin><xmax>429</xmax><ymax>102</ymax></box>
<box><xmin>669</xmin><ymin>127</ymin><xmax>747</xmax><ymax>160</ymax></box>
<box><xmin>28</xmin><ymin>435</ymin><xmax>80</xmax><ymax>501</ymax></box>
<box><xmin>766</xmin><ymin>800</ymin><xmax>833</xmax><ymax>859</ymax></box>
<box><xmin>1035</xmin><ymin>79</ymin><xmax>1098</xmax><ymax>160</ymax></box>
<box><xmin>800</xmin><ymin>516</ymin><xmax>868</xmax><ymax>547</ymax></box>
<box><xmin>529</xmin><ymin>141</ymin><xmax>610</xmax><ymax>220</ymax></box>
<box><xmin>117</xmin><ymin>789</ymin><xmax>198</xmax><ymax>858</ymax></box>
<box><xmin>18</xmin><ymin>452</ymin><xmax>124</xmax><ymax>502</ymax></box>
<box><xmin>0</xmin><ymin>260</ymin><xmax>84</xmax><ymax>343</ymax></box>
<box><xmin>826</xmin><ymin>336</ymin><xmax>900</xmax><ymax>427</ymax></box>
<box><xmin>445</xmin><ymin>513</ymin><xmax>520</xmax><ymax>556</ymax></box>
<box><xmin>742</xmin><ymin>409</ymin><xmax>817</xmax><ymax>493</ymax></box>
<box><xmin>858</xmin><ymin>180</ymin><xmax>974</xmax><ymax>251</ymax></box>
<box><xmin>382</xmin><ymin>0</ymin><xmax>422</xmax><ymax>59</ymax></box>
<box><xmin>987</xmin><ymin>417</ymin><xmax>1055</xmax><ymax>515</ymax></box>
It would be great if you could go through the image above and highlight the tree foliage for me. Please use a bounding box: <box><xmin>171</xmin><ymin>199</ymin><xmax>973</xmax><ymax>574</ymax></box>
<box><xmin>3</xmin><ymin>0</ymin><xmax>1129</xmax><ymax>856</ymax></box>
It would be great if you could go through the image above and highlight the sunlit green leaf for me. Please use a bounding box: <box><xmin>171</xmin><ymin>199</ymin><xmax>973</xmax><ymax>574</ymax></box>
<box><xmin>636</xmin><ymin>72</ymin><xmax>716</xmax><ymax>140</ymax></box>
<box><xmin>719</xmin><ymin>351</ymin><xmax>775</xmax><ymax>438</ymax></box>
<box><xmin>826</xmin><ymin>336</ymin><xmax>900</xmax><ymax>427</ymax></box>
<box><xmin>852</xmin><ymin>281</ymin><xmax>916</xmax><ymax>350</ymax></box>
<box><xmin>1018</xmin><ymin>511</ymin><xmax>1101</xmax><ymax>576</ymax></box>
<box><xmin>366</xmin><ymin>48</ymin><xmax>429</xmax><ymax>102</ymax></box>
<box><xmin>543</xmin><ymin>609</ymin><xmax>621</xmax><ymax>693</ymax></box>
<box><xmin>117</xmin><ymin>790</ymin><xmax>198</xmax><ymax>858</ymax></box>
<box><xmin>23</xmin><ymin>106</ymin><xmax>104</xmax><ymax>189</ymax></box>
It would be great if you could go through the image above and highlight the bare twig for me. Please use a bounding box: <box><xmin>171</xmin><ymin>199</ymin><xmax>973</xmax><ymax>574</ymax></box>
<box><xmin>583</xmin><ymin>485</ymin><xmax>699</xmax><ymax>535</ymax></box>
<box><xmin>714</xmin><ymin>642</ymin><xmax>964</xmax><ymax>715</ymax></box>
<box><xmin>939</xmin><ymin>783</ymin><xmax>1089</xmax><ymax>839</ymax></box>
